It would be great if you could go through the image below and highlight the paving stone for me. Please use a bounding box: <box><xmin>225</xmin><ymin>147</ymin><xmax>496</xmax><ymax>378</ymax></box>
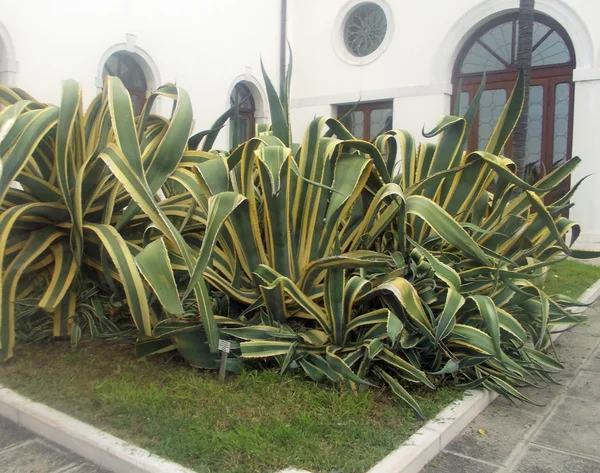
<box><xmin>492</xmin><ymin>379</ymin><xmax>568</xmax><ymax>415</ymax></box>
<box><xmin>0</xmin><ymin>439</ymin><xmax>80</xmax><ymax>473</ymax></box>
<box><xmin>0</xmin><ymin>416</ymin><xmax>35</xmax><ymax>450</ymax></box>
<box><xmin>534</xmin><ymin>396</ymin><xmax>600</xmax><ymax>458</ymax></box>
<box><xmin>421</xmin><ymin>451</ymin><xmax>499</xmax><ymax>472</ymax></box>
<box><xmin>445</xmin><ymin>403</ymin><xmax>539</xmax><ymax>466</ymax></box>
<box><xmin>582</xmin><ymin>347</ymin><xmax>600</xmax><ymax>373</ymax></box>
<box><xmin>63</xmin><ymin>463</ymin><xmax>113</xmax><ymax>473</ymax></box>
<box><xmin>552</xmin><ymin>330</ymin><xmax>600</xmax><ymax>375</ymax></box>
<box><xmin>568</xmin><ymin>371</ymin><xmax>600</xmax><ymax>401</ymax></box>
<box><xmin>572</xmin><ymin>315</ymin><xmax>600</xmax><ymax>337</ymax></box>
<box><xmin>512</xmin><ymin>445</ymin><xmax>600</xmax><ymax>473</ymax></box>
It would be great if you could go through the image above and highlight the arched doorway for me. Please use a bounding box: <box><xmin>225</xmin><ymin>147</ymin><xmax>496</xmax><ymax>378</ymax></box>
<box><xmin>229</xmin><ymin>82</ymin><xmax>256</xmax><ymax>147</ymax></box>
<box><xmin>102</xmin><ymin>51</ymin><xmax>148</xmax><ymax>115</ymax></box>
<box><xmin>452</xmin><ymin>12</ymin><xmax>575</xmax><ymax>188</ymax></box>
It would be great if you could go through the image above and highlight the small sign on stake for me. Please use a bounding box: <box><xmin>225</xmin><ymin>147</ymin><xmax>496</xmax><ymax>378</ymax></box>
<box><xmin>218</xmin><ymin>339</ymin><xmax>231</xmax><ymax>381</ymax></box>
<box><xmin>218</xmin><ymin>339</ymin><xmax>231</xmax><ymax>353</ymax></box>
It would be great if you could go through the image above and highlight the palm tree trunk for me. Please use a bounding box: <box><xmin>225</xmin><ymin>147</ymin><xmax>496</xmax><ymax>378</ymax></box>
<box><xmin>513</xmin><ymin>0</ymin><xmax>535</xmax><ymax>180</ymax></box>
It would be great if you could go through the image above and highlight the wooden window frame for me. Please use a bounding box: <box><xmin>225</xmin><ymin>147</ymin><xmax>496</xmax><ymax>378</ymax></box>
<box><xmin>337</xmin><ymin>100</ymin><xmax>393</xmax><ymax>140</ymax></box>
<box><xmin>451</xmin><ymin>12</ymin><xmax>575</xmax><ymax>198</ymax></box>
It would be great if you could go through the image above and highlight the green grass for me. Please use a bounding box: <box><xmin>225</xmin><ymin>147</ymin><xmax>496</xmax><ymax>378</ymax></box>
<box><xmin>0</xmin><ymin>342</ymin><xmax>461</xmax><ymax>473</ymax></box>
<box><xmin>544</xmin><ymin>259</ymin><xmax>600</xmax><ymax>298</ymax></box>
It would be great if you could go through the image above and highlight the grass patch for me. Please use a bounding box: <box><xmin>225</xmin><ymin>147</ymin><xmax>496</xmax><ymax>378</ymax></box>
<box><xmin>544</xmin><ymin>259</ymin><xmax>600</xmax><ymax>298</ymax></box>
<box><xmin>0</xmin><ymin>342</ymin><xmax>461</xmax><ymax>473</ymax></box>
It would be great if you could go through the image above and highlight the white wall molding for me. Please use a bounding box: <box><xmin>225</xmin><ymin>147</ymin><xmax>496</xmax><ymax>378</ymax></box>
<box><xmin>292</xmin><ymin>82</ymin><xmax>453</xmax><ymax>109</ymax></box>
<box><xmin>94</xmin><ymin>36</ymin><xmax>161</xmax><ymax>94</ymax></box>
<box><xmin>573</xmin><ymin>68</ymin><xmax>600</xmax><ymax>83</ymax></box>
<box><xmin>0</xmin><ymin>20</ymin><xmax>17</xmax><ymax>86</ymax></box>
<box><xmin>125</xmin><ymin>33</ymin><xmax>136</xmax><ymax>53</ymax></box>
<box><xmin>431</xmin><ymin>0</ymin><xmax>596</xmax><ymax>86</ymax></box>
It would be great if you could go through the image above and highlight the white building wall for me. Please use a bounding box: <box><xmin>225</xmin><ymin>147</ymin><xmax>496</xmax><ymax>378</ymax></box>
<box><xmin>0</xmin><ymin>0</ymin><xmax>282</xmax><ymax>149</ymax></box>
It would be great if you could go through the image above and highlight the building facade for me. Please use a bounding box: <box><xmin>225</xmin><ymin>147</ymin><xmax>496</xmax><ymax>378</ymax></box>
<box><xmin>1</xmin><ymin>0</ymin><xmax>599</xmax><ymax>247</ymax></box>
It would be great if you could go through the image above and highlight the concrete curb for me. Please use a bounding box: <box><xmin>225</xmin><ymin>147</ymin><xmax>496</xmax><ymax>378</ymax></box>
<box><xmin>570</xmin><ymin>277</ymin><xmax>600</xmax><ymax>312</ymax></box>
<box><xmin>0</xmin><ymin>387</ymin><xmax>195</xmax><ymax>473</ymax></box>
<box><xmin>364</xmin><ymin>277</ymin><xmax>600</xmax><ymax>473</ymax></box>
<box><xmin>0</xmin><ymin>278</ymin><xmax>598</xmax><ymax>473</ymax></box>
<box><xmin>367</xmin><ymin>390</ymin><xmax>497</xmax><ymax>473</ymax></box>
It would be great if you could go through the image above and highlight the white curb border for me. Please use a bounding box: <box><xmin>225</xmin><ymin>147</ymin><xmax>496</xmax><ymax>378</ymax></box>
<box><xmin>0</xmin><ymin>278</ymin><xmax>599</xmax><ymax>473</ymax></box>
<box><xmin>0</xmin><ymin>387</ymin><xmax>195</xmax><ymax>473</ymax></box>
<box><xmin>365</xmin><ymin>276</ymin><xmax>600</xmax><ymax>473</ymax></box>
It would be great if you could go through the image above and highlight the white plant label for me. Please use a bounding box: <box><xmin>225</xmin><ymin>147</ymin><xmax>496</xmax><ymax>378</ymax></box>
<box><xmin>218</xmin><ymin>339</ymin><xmax>231</xmax><ymax>353</ymax></box>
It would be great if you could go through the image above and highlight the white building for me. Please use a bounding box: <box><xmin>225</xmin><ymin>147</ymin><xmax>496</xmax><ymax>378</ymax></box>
<box><xmin>1</xmin><ymin>0</ymin><xmax>599</xmax><ymax>247</ymax></box>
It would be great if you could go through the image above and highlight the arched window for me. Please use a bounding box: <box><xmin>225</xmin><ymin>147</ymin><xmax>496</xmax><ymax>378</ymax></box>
<box><xmin>102</xmin><ymin>51</ymin><xmax>148</xmax><ymax>115</ymax></box>
<box><xmin>230</xmin><ymin>82</ymin><xmax>256</xmax><ymax>147</ymax></box>
<box><xmin>453</xmin><ymin>13</ymin><xmax>575</xmax><ymax>190</ymax></box>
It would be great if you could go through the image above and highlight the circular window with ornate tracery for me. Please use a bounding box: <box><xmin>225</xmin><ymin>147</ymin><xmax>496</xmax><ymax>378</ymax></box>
<box><xmin>333</xmin><ymin>0</ymin><xmax>393</xmax><ymax>66</ymax></box>
<box><xmin>344</xmin><ymin>2</ymin><xmax>387</xmax><ymax>57</ymax></box>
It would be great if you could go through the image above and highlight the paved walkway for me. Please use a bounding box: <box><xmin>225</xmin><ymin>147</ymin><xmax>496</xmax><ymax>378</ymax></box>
<box><xmin>0</xmin><ymin>416</ymin><xmax>109</xmax><ymax>473</ymax></box>
<box><xmin>421</xmin><ymin>298</ymin><xmax>600</xmax><ymax>473</ymax></box>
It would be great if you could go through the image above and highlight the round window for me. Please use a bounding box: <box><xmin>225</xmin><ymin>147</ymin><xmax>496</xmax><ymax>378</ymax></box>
<box><xmin>344</xmin><ymin>2</ymin><xmax>388</xmax><ymax>57</ymax></box>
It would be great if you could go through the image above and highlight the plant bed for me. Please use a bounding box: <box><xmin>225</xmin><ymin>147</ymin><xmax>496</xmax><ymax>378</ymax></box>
<box><xmin>1</xmin><ymin>60</ymin><xmax>600</xmax><ymax>473</ymax></box>
<box><xmin>0</xmin><ymin>341</ymin><xmax>461</xmax><ymax>473</ymax></box>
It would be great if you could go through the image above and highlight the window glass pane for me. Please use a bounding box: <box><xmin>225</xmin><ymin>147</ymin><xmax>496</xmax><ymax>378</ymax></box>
<box><xmin>103</xmin><ymin>55</ymin><xmax>118</xmax><ymax>77</ymax></box>
<box><xmin>102</xmin><ymin>52</ymin><xmax>147</xmax><ymax>114</ymax></box>
<box><xmin>119</xmin><ymin>60</ymin><xmax>133</xmax><ymax>86</ymax></box>
<box><xmin>553</xmin><ymin>83</ymin><xmax>570</xmax><ymax>168</ymax></box>
<box><xmin>229</xmin><ymin>114</ymin><xmax>251</xmax><ymax>148</ymax></box>
<box><xmin>524</xmin><ymin>85</ymin><xmax>544</xmax><ymax>184</ymax></box>
<box><xmin>229</xmin><ymin>83</ymin><xmax>255</xmax><ymax>148</ymax></box>
<box><xmin>458</xmin><ymin>91</ymin><xmax>469</xmax><ymax>117</ymax></box>
<box><xmin>346</xmin><ymin>110</ymin><xmax>364</xmax><ymax>140</ymax></box>
<box><xmin>238</xmin><ymin>115</ymin><xmax>250</xmax><ymax>143</ymax></box>
<box><xmin>457</xmin><ymin>92</ymin><xmax>470</xmax><ymax>154</ymax></box>
<box><xmin>478</xmin><ymin>89</ymin><xmax>507</xmax><ymax>149</ymax></box>
<box><xmin>231</xmin><ymin>83</ymin><xmax>254</xmax><ymax>110</ymax></box>
<box><xmin>531</xmin><ymin>31</ymin><xmax>571</xmax><ymax>66</ymax></box>
<box><xmin>461</xmin><ymin>42</ymin><xmax>506</xmax><ymax>74</ymax></box>
<box><xmin>531</xmin><ymin>22</ymin><xmax>551</xmax><ymax>46</ymax></box>
<box><xmin>478</xmin><ymin>21</ymin><xmax>513</xmax><ymax>65</ymax></box>
<box><xmin>105</xmin><ymin>53</ymin><xmax>146</xmax><ymax>90</ymax></box>
<box><xmin>369</xmin><ymin>108</ymin><xmax>392</xmax><ymax>138</ymax></box>
<box><xmin>130</xmin><ymin>94</ymin><xmax>143</xmax><ymax>116</ymax></box>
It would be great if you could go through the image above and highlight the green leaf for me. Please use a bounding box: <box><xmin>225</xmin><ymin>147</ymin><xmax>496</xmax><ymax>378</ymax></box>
<box><xmin>135</xmin><ymin>238</ymin><xmax>184</xmax><ymax>315</ymax></box>
<box><xmin>375</xmin><ymin>367</ymin><xmax>425</xmax><ymax>419</ymax></box>
<box><xmin>378</xmin><ymin>348</ymin><xmax>435</xmax><ymax>388</ymax></box>
<box><xmin>436</xmin><ymin>288</ymin><xmax>465</xmax><ymax>342</ymax></box>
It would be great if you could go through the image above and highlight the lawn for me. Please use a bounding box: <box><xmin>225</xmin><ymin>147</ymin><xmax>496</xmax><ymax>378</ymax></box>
<box><xmin>544</xmin><ymin>259</ymin><xmax>600</xmax><ymax>298</ymax></box>
<box><xmin>0</xmin><ymin>341</ymin><xmax>460</xmax><ymax>473</ymax></box>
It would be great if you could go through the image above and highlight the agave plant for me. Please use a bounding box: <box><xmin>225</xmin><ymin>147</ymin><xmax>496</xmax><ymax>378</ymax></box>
<box><xmin>1</xmin><ymin>58</ymin><xmax>597</xmax><ymax>417</ymax></box>
<box><xmin>124</xmin><ymin>64</ymin><xmax>597</xmax><ymax>415</ymax></box>
<box><xmin>0</xmin><ymin>77</ymin><xmax>226</xmax><ymax>360</ymax></box>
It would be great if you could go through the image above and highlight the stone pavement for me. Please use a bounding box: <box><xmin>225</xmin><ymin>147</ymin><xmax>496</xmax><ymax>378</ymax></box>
<box><xmin>421</xmin><ymin>298</ymin><xmax>600</xmax><ymax>473</ymax></box>
<box><xmin>0</xmin><ymin>416</ymin><xmax>110</xmax><ymax>473</ymax></box>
